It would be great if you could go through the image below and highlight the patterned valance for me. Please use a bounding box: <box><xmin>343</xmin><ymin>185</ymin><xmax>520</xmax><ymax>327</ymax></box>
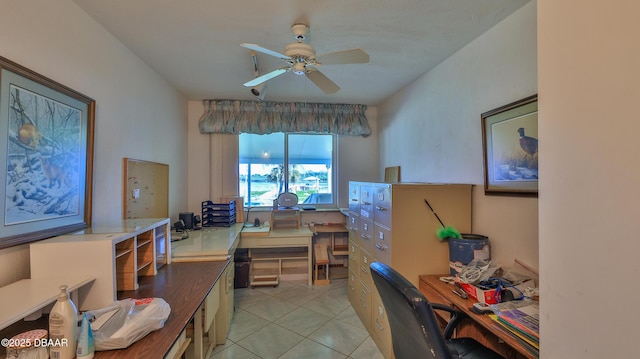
<box><xmin>198</xmin><ymin>100</ymin><xmax>371</xmax><ymax>137</ymax></box>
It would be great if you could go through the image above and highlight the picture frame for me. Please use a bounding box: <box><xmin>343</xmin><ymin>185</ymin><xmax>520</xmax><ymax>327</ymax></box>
<box><xmin>481</xmin><ymin>95</ymin><xmax>538</xmax><ymax>197</ymax></box>
<box><xmin>0</xmin><ymin>56</ymin><xmax>95</xmax><ymax>249</ymax></box>
<box><xmin>384</xmin><ymin>166</ymin><xmax>400</xmax><ymax>183</ymax></box>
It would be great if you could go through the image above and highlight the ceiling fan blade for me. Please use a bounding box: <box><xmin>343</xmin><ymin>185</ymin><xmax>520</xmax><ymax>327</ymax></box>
<box><xmin>243</xmin><ymin>67</ymin><xmax>289</xmax><ymax>87</ymax></box>
<box><xmin>306</xmin><ymin>68</ymin><xmax>340</xmax><ymax>94</ymax></box>
<box><xmin>315</xmin><ymin>49</ymin><xmax>369</xmax><ymax>65</ymax></box>
<box><xmin>241</xmin><ymin>43</ymin><xmax>290</xmax><ymax>59</ymax></box>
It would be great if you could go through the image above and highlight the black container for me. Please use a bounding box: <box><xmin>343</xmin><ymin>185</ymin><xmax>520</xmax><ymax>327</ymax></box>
<box><xmin>234</xmin><ymin>261</ymin><xmax>250</xmax><ymax>288</ymax></box>
<box><xmin>234</xmin><ymin>249</ymin><xmax>250</xmax><ymax>288</ymax></box>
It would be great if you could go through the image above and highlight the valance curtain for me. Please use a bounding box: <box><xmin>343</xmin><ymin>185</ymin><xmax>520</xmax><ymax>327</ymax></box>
<box><xmin>198</xmin><ymin>99</ymin><xmax>371</xmax><ymax>137</ymax></box>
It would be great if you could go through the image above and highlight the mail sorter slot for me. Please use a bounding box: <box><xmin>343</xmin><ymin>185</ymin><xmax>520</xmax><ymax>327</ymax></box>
<box><xmin>203</xmin><ymin>214</ymin><xmax>236</xmax><ymax>223</ymax></box>
<box><xmin>202</xmin><ymin>200</ymin><xmax>235</xmax><ymax>211</ymax></box>
<box><xmin>202</xmin><ymin>200</ymin><xmax>237</xmax><ymax>227</ymax></box>
<box><xmin>203</xmin><ymin>214</ymin><xmax>236</xmax><ymax>227</ymax></box>
<box><xmin>203</xmin><ymin>209</ymin><xmax>236</xmax><ymax>217</ymax></box>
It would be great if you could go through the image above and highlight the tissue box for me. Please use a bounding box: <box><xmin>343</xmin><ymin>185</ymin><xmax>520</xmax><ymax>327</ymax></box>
<box><xmin>456</xmin><ymin>279</ymin><xmax>535</xmax><ymax>304</ymax></box>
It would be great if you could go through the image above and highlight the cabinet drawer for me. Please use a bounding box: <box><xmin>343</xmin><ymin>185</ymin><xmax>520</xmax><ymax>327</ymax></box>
<box><xmin>347</xmin><ymin>213</ymin><xmax>359</xmax><ymax>232</ymax></box>
<box><xmin>359</xmin><ymin>251</ymin><xmax>374</xmax><ymax>289</ymax></box>
<box><xmin>358</xmin><ymin>218</ymin><xmax>373</xmax><ymax>255</ymax></box>
<box><xmin>349</xmin><ymin>183</ymin><xmax>360</xmax><ymax>214</ymax></box>
<box><xmin>204</xmin><ymin>281</ymin><xmax>220</xmax><ymax>333</ymax></box>
<box><xmin>371</xmin><ymin>292</ymin><xmax>393</xmax><ymax>359</ymax></box>
<box><xmin>359</xmin><ymin>185</ymin><xmax>374</xmax><ymax>219</ymax></box>
<box><xmin>373</xmin><ymin>224</ymin><xmax>391</xmax><ymax>265</ymax></box>
<box><xmin>355</xmin><ymin>280</ymin><xmax>372</xmax><ymax>329</ymax></box>
<box><xmin>373</xmin><ymin>185</ymin><xmax>392</xmax><ymax>228</ymax></box>
<box><xmin>348</xmin><ymin>240</ymin><xmax>360</xmax><ymax>268</ymax></box>
<box><xmin>257</xmin><ymin>236</ymin><xmax>308</xmax><ymax>246</ymax></box>
<box><xmin>165</xmin><ymin>328</ymin><xmax>188</xmax><ymax>359</ymax></box>
<box><xmin>348</xmin><ymin>269</ymin><xmax>358</xmax><ymax>304</ymax></box>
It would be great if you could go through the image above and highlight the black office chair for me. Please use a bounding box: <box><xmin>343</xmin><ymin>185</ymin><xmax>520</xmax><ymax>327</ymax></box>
<box><xmin>370</xmin><ymin>262</ymin><xmax>504</xmax><ymax>359</ymax></box>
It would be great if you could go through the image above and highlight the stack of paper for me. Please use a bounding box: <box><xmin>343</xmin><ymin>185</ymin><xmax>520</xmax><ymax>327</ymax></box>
<box><xmin>489</xmin><ymin>302</ymin><xmax>539</xmax><ymax>356</ymax></box>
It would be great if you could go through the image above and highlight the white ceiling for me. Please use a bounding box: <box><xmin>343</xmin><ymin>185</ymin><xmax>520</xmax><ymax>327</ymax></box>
<box><xmin>73</xmin><ymin>0</ymin><xmax>530</xmax><ymax>106</ymax></box>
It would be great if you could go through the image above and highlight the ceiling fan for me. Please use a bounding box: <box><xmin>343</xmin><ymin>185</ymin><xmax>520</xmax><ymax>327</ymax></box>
<box><xmin>241</xmin><ymin>23</ymin><xmax>369</xmax><ymax>94</ymax></box>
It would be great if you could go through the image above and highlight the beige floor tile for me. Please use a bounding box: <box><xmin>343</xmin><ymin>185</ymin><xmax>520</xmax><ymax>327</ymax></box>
<box><xmin>302</xmin><ymin>292</ymin><xmax>351</xmax><ymax>317</ymax></box>
<box><xmin>210</xmin><ymin>342</ymin><xmax>262</xmax><ymax>359</ymax></box>
<box><xmin>226</xmin><ymin>309</ymin><xmax>271</xmax><ymax>342</ymax></box>
<box><xmin>274</xmin><ymin>306</ymin><xmax>332</xmax><ymax>336</ymax></box>
<box><xmin>242</xmin><ymin>295</ymin><xmax>300</xmax><ymax>321</ymax></box>
<box><xmin>279</xmin><ymin>339</ymin><xmax>347</xmax><ymax>359</ymax></box>
<box><xmin>349</xmin><ymin>336</ymin><xmax>386</xmax><ymax>359</ymax></box>
<box><xmin>308</xmin><ymin>320</ymin><xmax>369</xmax><ymax>355</ymax></box>
<box><xmin>236</xmin><ymin>323</ymin><xmax>305</xmax><ymax>359</ymax></box>
<box><xmin>335</xmin><ymin>305</ymin><xmax>366</xmax><ymax>330</ymax></box>
<box><xmin>223</xmin><ymin>277</ymin><xmax>383</xmax><ymax>359</ymax></box>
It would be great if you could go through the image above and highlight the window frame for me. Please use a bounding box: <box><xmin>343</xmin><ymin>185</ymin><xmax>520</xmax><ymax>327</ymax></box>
<box><xmin>239</xmin><ymin>133</ymin><xmax>338</xmax><ymax>209</ymax></box>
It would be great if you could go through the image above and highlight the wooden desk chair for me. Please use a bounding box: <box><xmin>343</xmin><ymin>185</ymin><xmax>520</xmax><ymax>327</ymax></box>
<box><xmin>310</xmin><ymin>223</ymin><xmax>348</xmax><ymax>279</ymax></box>
<box><xmin>313</xmin><ymin>244</ymin><xmax>330</xmax><ymax>285</ymax></box>
<box><xmin>370</xmin><ymin>262</ymin><xmax>504</xmax><ymax>359</ymax></box>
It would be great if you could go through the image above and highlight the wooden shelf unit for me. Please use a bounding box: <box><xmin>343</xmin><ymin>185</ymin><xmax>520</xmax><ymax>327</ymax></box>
<box><xmin>239</xmin><ymin>225</ymin><xmax>314</xmax><ymax>286</ymax></box>
<box><xmin>271</xmin><ymin>209</ymin><xmax>301</xmax><ymax>229</ymax></box>
<box><xmin>115</xmin><ymin>237</ymin><xmax>136</xmax><ymax>291</ymax></box>
<box><xmin>30</xmin><ymin>218</ymin><xmax>171</xmax><ymax>310</ymax></box>
<box><xmin>249</xmin><ymin>248</ymin><xmax>308</xmax><ymax>283</ymax></box>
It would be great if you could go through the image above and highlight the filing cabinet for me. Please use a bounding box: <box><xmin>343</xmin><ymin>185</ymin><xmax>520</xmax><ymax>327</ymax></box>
<box><xmin>347</xmin><ymin>182</ymin><xmax>472</xmax><ymax>359</ymax></box>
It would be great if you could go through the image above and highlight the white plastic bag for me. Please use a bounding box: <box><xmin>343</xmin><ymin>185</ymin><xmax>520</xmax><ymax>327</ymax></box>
<box><xmin>86</xmin><ymin>298</ymin><xmax>171</xmax><ymax>351</ymax></box>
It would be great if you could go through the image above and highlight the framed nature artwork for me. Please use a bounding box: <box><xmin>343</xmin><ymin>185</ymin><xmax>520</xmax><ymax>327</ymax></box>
<box><xmin>482</xmin><ymin>95</ymin><xmax>538</xmax><ymax>197</ymax></box>
<box><xmin>0</xmin><ymin>56</ymin><xmax>95</xmax><ymax>249</ymax></box>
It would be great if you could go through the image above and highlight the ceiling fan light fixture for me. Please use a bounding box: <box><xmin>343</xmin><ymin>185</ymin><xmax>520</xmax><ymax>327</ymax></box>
<box><xmin>251</xmin><ymin>83</ymin><xmax>267</xmax><ymax>100</ymax></box>
<box><xmin>293</xmin><ymin>62</ymin><xmax>306</xmax><ymax>75</ymax></box>
<box><xmin>284</xmin><ymin>42</ymin><xmax>315</xmax><ymax>59</ymax></box>
<box><xmin>291</xmin><ymin>23</ymin><xmax>309</xmax><ymax>41</ymax></box>
<box><xmin>240</xmin><ymin>23</ymin><xmax>368</xmax><ymax>94</ymax></box>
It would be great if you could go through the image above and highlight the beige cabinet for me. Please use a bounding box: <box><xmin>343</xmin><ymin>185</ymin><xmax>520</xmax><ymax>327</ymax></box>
<box><xmin>347</xmin><ymin>182</ymin><xmax>472</xmax><ymax>359</ymax></box>
<box><xmin>215</xmin><ymin>263</ymin><xmax>235</xmax><ymax>344</ymax></box>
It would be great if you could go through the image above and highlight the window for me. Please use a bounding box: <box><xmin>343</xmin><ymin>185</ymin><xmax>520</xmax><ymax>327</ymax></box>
<box><xmin>239</xmin><ymin>133</ymin><xmax>335</xmax><ymax>207</ymax></box>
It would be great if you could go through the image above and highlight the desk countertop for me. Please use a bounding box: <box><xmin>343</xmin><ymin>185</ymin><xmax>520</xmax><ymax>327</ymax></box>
<box><xmin>75</xmin><ymin>218</ymin><xmax>170</xmax><ymax>235</ymax></box>
<box><xmin>171</xmin><ymin>223</ymin><xmax>243</xmax><ymax>261</ymax></box>
<box><xmin>95</xmin><ymin>261</ymin><xmax>229</xmax><ymax>359</ymax></box>
<box><xmin>419</xmin><ymin>274</ymin><xmax>537</xmax><ymax>359</ymax></box>
<box><xmin>267</xmin><ymin>225</ymin><xmax>313</xmax><ymax>237</ymax></box>
<box><xmin>0</xmin><ymin>262</ymin><xmax>228</xmax><ymax>359</ymax></box>
<box><xmin>171</xmin><ymin>223</ymin><xmax>314</xmax><ymax>261</ymax></box>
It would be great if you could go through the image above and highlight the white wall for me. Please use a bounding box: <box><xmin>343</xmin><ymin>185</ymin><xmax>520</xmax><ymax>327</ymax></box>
<box><xmin>0</xmin><ymin>0</ymin><xmax>188</xmax><ymax>286</ymax></box>
<box><xmin>377</xmin><ymin>2</ymin><xmax>538</xmax><ymax>269</ymax></box>
<box><xmin>186</xmin><ymin>103</ymin><xmax>379</xmax><ymax>213</ymax></box>
<box><xmin>538</xmin><ymin>1</ymin><xmax>640</xmax><ymax>357</ymax></box>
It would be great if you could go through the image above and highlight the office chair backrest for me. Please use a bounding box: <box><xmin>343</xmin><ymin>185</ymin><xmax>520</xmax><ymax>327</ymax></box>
<box><xmin>370</xmin><ymin>261</ymin><xmax>451</xmax><ymax>359</ymax></box>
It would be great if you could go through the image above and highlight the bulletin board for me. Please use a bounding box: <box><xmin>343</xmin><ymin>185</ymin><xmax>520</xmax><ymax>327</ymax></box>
<box><xmin>123</xmin><ymin>158</ymin><xmax>169</xmax><ymax>219</ymax></box>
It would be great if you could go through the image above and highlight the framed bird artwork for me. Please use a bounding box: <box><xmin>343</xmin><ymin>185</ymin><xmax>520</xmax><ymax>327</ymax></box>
<box><xmin>481</xmin><ymin>95</ymin><xmax>538</xmax><ymax>197</ymax></box>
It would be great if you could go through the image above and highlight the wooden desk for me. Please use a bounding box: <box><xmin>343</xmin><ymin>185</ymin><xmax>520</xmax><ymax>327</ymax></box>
<box><xmin>419</xmin><ymin>275</ymin><xmax>537</xmax><ymax>359</ymax></box>
<box><xmin>95</xmin><ymin>261</ymin><xmax>229</xmax><ymax>359</ymax></box>
<box><xmin>239</xmin><ymin>225</ymin><xmax>313</xmax><ymax>286</ymax></box>
<box><xmin>310</xmin><ymin>223</ymin><xmax>348</xmax><ymax>280</ymax></box>
<box><xmin>310</xmin><ymin>223</ymin><xmax>348</xmax><ymax>256</ymax></box>
<box><xmin>171</xmin><ymin>224</ymin><xmax>243</xmax><ymax>262</ymax></box>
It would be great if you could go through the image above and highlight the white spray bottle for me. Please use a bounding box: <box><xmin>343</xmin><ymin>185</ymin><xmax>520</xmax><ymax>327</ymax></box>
<box><xmin>49</xmin><ymin>285</ymin><xmax>78</xmax><ymax>359</ymax></box>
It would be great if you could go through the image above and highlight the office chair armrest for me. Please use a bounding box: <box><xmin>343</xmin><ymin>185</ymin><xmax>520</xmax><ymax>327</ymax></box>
<box><xmin>431</xmin><ymin>303</ymin><xmax>468</xmax><ymax>339</ymax></box>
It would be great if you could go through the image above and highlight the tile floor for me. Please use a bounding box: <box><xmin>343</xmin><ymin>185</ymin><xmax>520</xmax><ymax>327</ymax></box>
<box><xmin>210</xmin><ymin>278</ymin><xmax>384</xmax><ymax>359</ymax></box>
